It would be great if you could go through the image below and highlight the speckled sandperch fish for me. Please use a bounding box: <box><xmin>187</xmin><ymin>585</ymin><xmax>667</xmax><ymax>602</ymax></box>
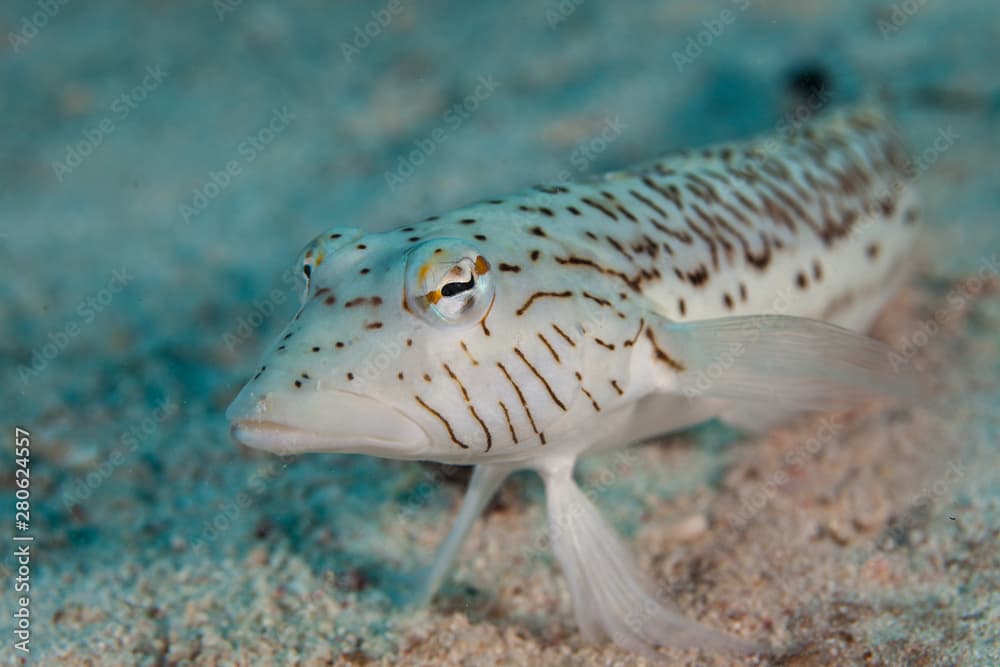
<box><xmin>227</xmin><ymin>105</ymin><xmax>920</xmax><ymax>655</ymax></box>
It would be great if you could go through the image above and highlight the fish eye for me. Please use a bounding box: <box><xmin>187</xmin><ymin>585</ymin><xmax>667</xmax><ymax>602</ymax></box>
<box><xmin>404</xmin><ymin>239</ymin><xmax>494</xmax><ymax>328</ymax></box>
<box><xmin>295</xmin><ymin>226</ymin><xmax>364</xmax><ymax>303</ymax></box>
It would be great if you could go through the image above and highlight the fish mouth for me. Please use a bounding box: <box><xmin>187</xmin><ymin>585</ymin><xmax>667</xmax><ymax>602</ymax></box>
<box><xmin>226</xmin><ymin>386</ymin><xmax>430</xmax><ymax>458</ymax></box>
<box><xmin>229</xmin><ymin>419</ymin><xmax>423</xmax><ymax>456</ymax></box>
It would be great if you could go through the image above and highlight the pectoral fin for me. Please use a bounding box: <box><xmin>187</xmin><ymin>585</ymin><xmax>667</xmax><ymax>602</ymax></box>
<box><xmin>647</xmin><ymin>313</ymin><xmax>925</xmax><ymax>412</ymax></box>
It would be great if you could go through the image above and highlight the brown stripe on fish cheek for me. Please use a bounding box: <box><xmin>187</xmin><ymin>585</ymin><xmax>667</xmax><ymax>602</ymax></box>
<box><xmin>498</xmin><ymin>400</ymin><xmax>518</xmax><ymax>444</ymax></box>
<box><xmin>467</xmin><ymin>404</ymin><xmax>492</xmax><ymax>452</ymax></box>
<box><xmin>442</xmin><ymin>363</ymin><xmax>471</xmax><ymax>402</ymax></box>
<box><xmin>516</xmin><ymin>290</ymin><xmax>572</xmax><ymax>316</ymax></box>
<box><xmin>537</xmin><ymin>332</ymin><xmax>560</xmax><ymax>363</ymax></box>
<box><xmin>551</xmin><ymin>323</ymin><xmax>576</xmax><ymax>347</ymax></box>
<box><xmin>496</xmin><ymin>361</ymin><xmax>541</xmax><ymax>441</ymax></box>
<box><xmin>579</xmin><ymin>385</ymin><xmax>601</xmax><ymax>412</ymax></box>
<box><xmin>513</xmin><ymin>347</ymin><xmax>566</xmax><ymax>411</ymax></box>
<box><xmin>460</xmin><ymin>340</ymin><xmax>479</xmax><ymax>365</ymax></box>
<box><xmin>414</xmin><ymin>395</ymin><xmax>469</xmax><ymax>450</ymax></box>
<box><xmin>478</xmin><ymin>292</ymin><xmax>496</xmax><ymax>337</ymax></box>
<box><xmin>444</xmin><ymin>363</ymin><xmax>493</xmax><ymax>452</ymax></box>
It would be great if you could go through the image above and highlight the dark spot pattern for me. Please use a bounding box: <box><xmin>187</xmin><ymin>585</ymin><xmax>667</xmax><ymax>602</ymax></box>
<box><xmin>256</xmin><ymin>107</ymin><xmax>917</xmax><ymax>457</ymax></box>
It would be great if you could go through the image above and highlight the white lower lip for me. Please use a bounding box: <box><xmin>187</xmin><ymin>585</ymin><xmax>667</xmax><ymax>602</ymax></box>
<box><xmin>230</xmin><ymin>420</ymin><xmax>331</xmax><ymax>454</ymax></box>
<box><xmin>226</xmin><ymin>385</ymin><xmax>431</xmax><ymax>456</ymax></box>
<box><xmin>229</xmin><ymin>418</ymin><xmax>431</xmax><ymax>458</ymax></box>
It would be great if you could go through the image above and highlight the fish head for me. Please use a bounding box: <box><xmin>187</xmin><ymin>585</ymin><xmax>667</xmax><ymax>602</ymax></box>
<box><xmin>227</xmin><ymin>221</ymin><xmax>554</xmax><ymax>461</ymax></box>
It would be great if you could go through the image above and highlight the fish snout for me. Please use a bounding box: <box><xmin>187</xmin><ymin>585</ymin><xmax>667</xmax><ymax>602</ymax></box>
<box><xmin>226</xmin><ymin>381</ymin><xmax>429</xmax><ymax>457</ymax></box>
